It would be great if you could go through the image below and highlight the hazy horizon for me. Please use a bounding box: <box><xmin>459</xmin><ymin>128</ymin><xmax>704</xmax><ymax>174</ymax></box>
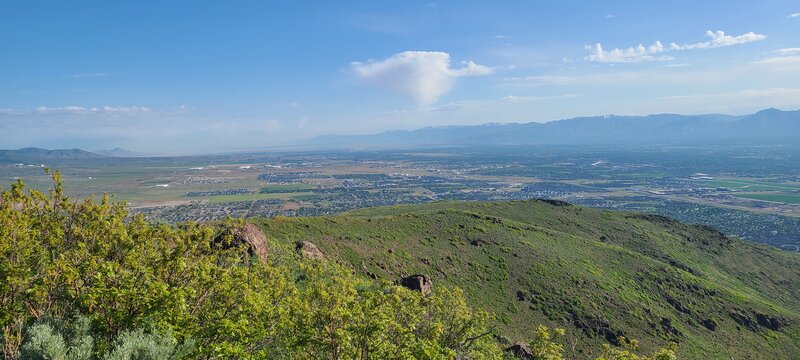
<box><xmin>2</xmin><ymin>106</ymin><xmax>797</xmax><ymax>156</ymax></box>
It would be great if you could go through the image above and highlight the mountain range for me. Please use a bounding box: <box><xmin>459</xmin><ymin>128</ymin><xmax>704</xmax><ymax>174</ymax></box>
<box><xmin>93</xmin><ymin>147</ymin><xmax>159</xmax><ymax>157</ymax></box>
<box><xmin>0</xmin><ymin>147</ymin><xmax>105</xmax><ymax>163</ymax></box>
<box><xmin>2</xmin><ymin>108</ymin><xmax>798</xmax><ymax>158</ymax></box>
<box><xmin>310</xmin><ymin>108</ymin><xmax>800</xmax><ymax>147</ymax></box>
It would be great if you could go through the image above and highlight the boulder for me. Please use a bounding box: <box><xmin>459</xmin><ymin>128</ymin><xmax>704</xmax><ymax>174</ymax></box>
<box><xmin>214</xmin><ymin>223</ymin><xmax>269</xmax><ymax>262</ymax></box>
<box><xmin>470</xmin><ymin>239</ymin><xmax>486</xmax><ymax>246</ymax></box>
<box><xmin>701</xmin><ymin>319</ymin><xmax>717</xmax><ymax>331</ymax></box>
<box><xmin>540</xmin><ymin>199</ymin><xmax>571</xmax><ymax>207</ymax></box>
<box><xmin>400</xmin><ymin>275</ymin><xmax>432</xmax><ymax>297</ymax></box>
<box><xmin>755</xmin><ymin>312</ymin><xmax>785</xmax><ymax>331</ymax></box>
<box><xmin>504</xmin><ymin>342</ymin><xmax>534</xmax><ymax>359</ymax></box>
<box><xmin>296</xmin><ymin>241</ymin><xmax>325</xmax><ymax>260</ymax></box>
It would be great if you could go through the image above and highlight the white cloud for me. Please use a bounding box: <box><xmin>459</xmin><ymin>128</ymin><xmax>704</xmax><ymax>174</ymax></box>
<box><xmin>585</xmin><ymin>41</ymin><xmax>672</xmax><ymax>63</ymax></box>
<box><xmin>586</xmin><ymin>30</ymin><xmax>766</xmax><ymax>63</ymax></box>
<box><xmin>503</xmin><ymin>75</ymin><xmax>581</xmax><ymax>84</ymax></box>
<box><xmin>34</xmin><ymin>105</ymin><xmax>150</xmax><ymax>114</ymax></box>
<box><xmin>500</xmin><ymin>94</ymin><xmax>580</xmax><ymax>103</ymax></box>
<box><xmin>671</xmin><ymin>30</ymin><xmax>766</xmax><ymax>50</ymax></box>
<box><xmin>753</xmin><ymin>48</ymin><xmax>800</xmax><ymax>71</ymax></box>
<box><xmin>36</xmin><ymin>106</ymin><xmax>88</xmax><ymax>113</ymax></box>
<box><xmin>450</xmin><ymin>60</ymin><xmax>494</xmax><ymax>76</ymax></box>
<box><xmin>351</xmin><ymin>51</ymin><xmax>493</xmax><ymax>107</ymax></box>
<box><xmin>427</xmin><ymin>94</ymin><xmax>579</xmax><ymax>112</ymax></box>
<box><xmin>774</xmin><ymin>48</ymin><xmax>800</xmax><ymax>55</ymax></box>
<box><xmin>102</xmin><ymin>106</ymin><xmax>150</xmax><ymax>113</ymax></box>
<box><xmin>752</xmin><ymin>55</ymin><xmax>800</xmax><ymax>71</ymax></box>
<box><xmin>790</xmin><ymin>13</ymin><xmax>800</xmax><ymax>18</ymax></box>
<box><xmin>0</xmin><ymin>108</ymin><xmax>23</xmax><ymax>115</ymax></box>
<box><xmin>755</xmin><ymin>55</ymin><xmax>800</xmax><ymax>64</ymax></box>
<box><xmin>660</xmin><ymin>88</ymin><xmax>800</xmax><ymax>103</ymax></box>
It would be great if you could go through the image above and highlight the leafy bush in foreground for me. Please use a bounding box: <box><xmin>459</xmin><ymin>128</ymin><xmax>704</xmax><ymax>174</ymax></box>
<box><xmin>0</xmin><ymin>172</ymin><xmax>500</xmax><ymax>359</ymax></box>
<box><xmin>20</xmin><ymin>316</ymin><xmax>93</xmax><ymax>360</ymax></box>
<box><xmin>19</xmin><ymin>316</ymin><xmax>189</xmax><ymax>360</ymax></box>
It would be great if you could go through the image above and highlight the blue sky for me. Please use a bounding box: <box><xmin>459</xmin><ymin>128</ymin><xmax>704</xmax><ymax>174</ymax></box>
<box><xmin>1</xmin><ymin>1</ymin><xmax>799</xmax><ymax>153</ymax></box>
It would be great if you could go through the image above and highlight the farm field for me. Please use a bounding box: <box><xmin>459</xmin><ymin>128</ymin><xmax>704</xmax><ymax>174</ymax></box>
<box><xmin>697</xmin><ymin>179</ymin><xmax>800</xmax><ymax>192</ymax></box>
<box><xmin>735</xmin><ymin>193</ymin><xmax>800</xmax><ymax>204</ymax></box>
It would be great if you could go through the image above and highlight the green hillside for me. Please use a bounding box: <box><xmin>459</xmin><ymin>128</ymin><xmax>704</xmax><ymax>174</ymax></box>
<box><xmin>255</xmin><ymin>199</ymin><xmax>800</xmax><ymax>359</ymax></box>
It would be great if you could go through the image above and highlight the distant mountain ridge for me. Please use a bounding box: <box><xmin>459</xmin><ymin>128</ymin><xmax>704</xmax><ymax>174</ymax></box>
<box><xmin>93</xmin><ymin>147</ymin><xmax>159</xmax><ymax>157</ymax></box>
<box><xmin>310</xmin><ymin>108</ymin><xmax>800</xmax><ymax>147</ymax></box>
<box><xmin>0</xmin><ymin>147</ymin><xmax>105</xmax><ymax>163</ymax></box>
<box><xmin>3</xmin><ymin>108</ymin><xmax>798</xmax><ymax>157</ymax></box>
<box><xmin>0</xmin><ymin>147</ymin><xmax>162</xmax><ymax>163</ymax></box>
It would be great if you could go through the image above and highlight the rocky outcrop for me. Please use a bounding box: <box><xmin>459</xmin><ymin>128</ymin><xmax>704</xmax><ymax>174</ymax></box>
<box><xmin>626</xmin><ymin>213</ymin><xmax>678</xmax><ymax>226</ymax></box>
<box><xmin>756</xmin><ymin>312</ymin><xmax>785</xmax><ymax>331</ymax></box>
<box><xmin>504</xmin><ymin>342</ymin><xmax>534</xmax><ymax>359</ymax></box>
<box><xmin>470</xmin><ymin>239</ymin><xmax>486</xmax><ymax>246</ymax></box>
<box><xmin>702</xmin><ymin>319</ymin><xmax>717</xmax><ymax>331</ymax></box>
<box><xmin>729</xmin><ymin>310</ymin><xmax>787</xmax><ymax>332</ymax></box>
<box><xmin>296</xmin><ymin>241</ymin><xmax>325</xmax><ymax>260</ymax></box>
<box><xmin>214</xmin><ymin>223</ymin><xmax>269</xmax><ymax>262</ymax></box>
<box><xmin>540</xmin><ymin>199</ymin><xmax>571</xmax><ymax>207</ymax></box>
<box><xmin>729</xmin><ymin>311</ymin><xmax>758</xmax><ymax>331</ymax></box>
<box><xmin>400</xmin><ymin>275</ymin><xmax>432</xmax><ymax>297</ymax></box>
<box><xmin>571</xmin><ymin>314</ymin><xmax>624</xmax><ymax>346</ymax></box>
<box><xmin>659</xmin><ymin>317</ymin><xmax>682</xmax><ymax>338</ymax></box>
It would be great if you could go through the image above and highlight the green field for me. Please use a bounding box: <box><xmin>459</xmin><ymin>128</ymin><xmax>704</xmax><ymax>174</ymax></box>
<box><xmin>624</xmin><ymin>172</ymin><xmax>668</xmax><ymax>179</ymax></box>
<box><xmin>736</xmin><ymin>193</ymin><xmax>800</xmax><ymax>204</ymax></box>
<box><xmin>259</xmin><ymin>183</ymin><xmax>317</xmax><ymax>193</ymax></box>
<box><xmin>698</xmin><ymin>179</ymin><xmax>800</xmax><ymax>191</ymax></box>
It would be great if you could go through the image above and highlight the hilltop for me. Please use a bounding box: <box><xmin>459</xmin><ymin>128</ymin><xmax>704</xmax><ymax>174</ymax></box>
<box><xmin>0</xmin><ymin>147</ymin><xmax>105</xmax><ymax>163</ymax></box>
<box><xmin>92</xmin><ymin>147</ymin><xmax>160</xmax><ymax>157</ymax></box>
<box><xmin>255</xmin><ymin>199</ymin><xmax>800</xmax><ymax>359</ymax></box>
<box><xmin>310</xmin><ymin>108</ymin><xmax>800</xmax><ymax>147</ymax></box>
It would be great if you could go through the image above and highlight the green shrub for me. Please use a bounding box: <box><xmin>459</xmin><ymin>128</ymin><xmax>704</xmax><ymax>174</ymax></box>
<box><xmin>20</xmin><ymin>316</ymin><xmax>92</xmax><ymax>360</ymax></box>
<box><xmin>104</xmin><ymin>329</ymin><xmax>192</xmax><ymax>360</ymax></box>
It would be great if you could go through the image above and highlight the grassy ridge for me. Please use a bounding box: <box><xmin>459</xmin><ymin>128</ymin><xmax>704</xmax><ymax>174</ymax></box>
<box><xmin>254</xmin><ymin>199</ymin><xmax>800</xmax><ymax>359</ymax></box>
